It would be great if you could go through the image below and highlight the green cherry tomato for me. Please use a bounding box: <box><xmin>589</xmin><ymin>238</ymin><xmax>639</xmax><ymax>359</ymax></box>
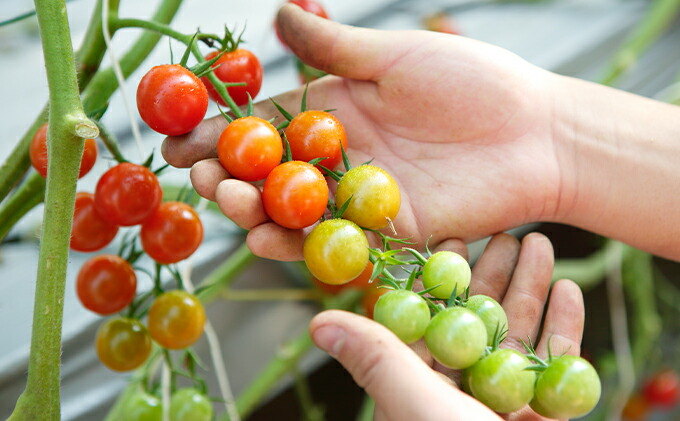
<box><xmin>464</xmin><ymin>349</ymin><xmax>535</xmax><ymax>413</ymax></box>
<box><xmin>303</xmin><ymin>219</ymin><xmax>369</xmax><ymax>285</ymax></box>
<box><xmin>373</xmin><ymin>290</ymin><xmax>431</xmax><ymax>344</ymax></box>
<box><xmin>531</xmin><ymin>355</ymin><xmax>601</xmax><ymax>419</ymax></box>
<box><xmin>422</xmin><ymin>251</ymin><xmax>471</xmax><ymax>299</ymax></box>
<box><xmin>334</xmin><ymin>165</ymin><xmax>401</xmax><ymax>230</ymax></box>
<box><xmin>170</xmin><ymin>388</ymin><xmax>213</xmax><ymax>421</ymax></box>
<box><xmin>122</xmin><ymin>391</ymin><xmax>162</xmax><ymax>421</ymax></box>
<box><xmin>96</xmin><ymin>317</ymin><xmax>152</xmax><ymax>372</ymax></box>
<box><xmin>425</xmin><ymin>307</ymin><xmax>487</xmax><ymax>369</ymax></box>
<box><xmin>465</xmin><ymin>294</ymin><xmax>508</xmax><ymax>346</ymax></box>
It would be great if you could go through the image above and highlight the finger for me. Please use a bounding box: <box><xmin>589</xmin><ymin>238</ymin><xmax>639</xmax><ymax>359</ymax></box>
<box><xmin>162</xmin><ymin>114</ymin><xmax>225</xmax><ymax>168</ymax></box>
<box><xmin>469</xmin><ymin>233</ymin><xmax>521</xmax><ymax>301</ymax></box>
<box><xmin>246</xmin><ymin>223</ymin><xmax>306</xmax><ymax>261</ymax></box>
<box><xmin>500</xmin><ymin>233</ymin><xmax>553</xmax><ymax>352</ymax></box>
<box><xmin>214</xmin><ymin>179</ymin><xmax>268</xmax><ymax>230</ymax></box>
<box><xmin>190</xmin><ymin>159</ymin><xmax>228</xmax><ymax>201</ymax></box>
<box><xmin>535</xmin><ymin>279</ymin><xmax>584</xmax><ymax>358</ymax></box>
<box><xmin>432</xmin><ymin>238</ymin><xmax>468</xmax><ymax>260</ymax></box>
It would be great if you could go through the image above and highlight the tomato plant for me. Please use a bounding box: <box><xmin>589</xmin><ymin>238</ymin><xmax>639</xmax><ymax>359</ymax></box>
<box><xmin>262</xmin><ymin>160</ymin><xmax>328</xmax><ymax>229</ymax></box>
<box><xmin>424</xmin><ymin>307</ymin><xmax>487</xmax><ymax>369</ymax></box>
<box><xmin>137</xmin><ymin>64</ymin><xmax>208</xmax><ymax>136</ymax></box>
<box><xmin>217</xmin><ymin>116</ymin><xmax>283</xmax><ymax>182</ymax></box>
<box><xmin>77</xmin><ymin>254</ymin><xmax>137</xmax><ymax>315</ymax></box>
<box><xmin>96</xmin><ymin>317</ymin><xmax>152</xmax><ymax>372</ymax></box>
<box><xmin>303</xmin><ymin>218</ymin><xmax>369</xmax><ymax>285</ymax></box>
<box><xmin>642</xmin><ymin>369</ymin><xmax>680</xmax><ymax>408</ymax></box>
<box><xmin>29</xmin><ymin>123</ymin><xmax>98</xmax><ymax>179</ymax></box>
<box><xmin>141</xmin><ymin>201</ymin><xmax>203</xmax><ymax>264</ymax></box>
<box><xmin>285</xmin><ymin>110</ymin><xmax>347</xmax><ymax>171</ymax></box>
<box><xmin>202</xmin><ymin>49</ymin><xmax>263</xmax><ymax>107</ymax></box>
<box><xmin>70</xmin><ymin>192</ymin><xmax>119</xmax><ymax>252</ymax></box>
<box><xmin>422</xmin><ymin>251</ymin><xmax>471</xmax><ymax>299</ymax></box>
<box><xmin>148</xmin><ymin>290</ymin><xmax>206</xmax><ymax>350</ymax></box>
<box><xmin>170</xmin><ymin>388</ymin><xmax>214</xmax><ymax>421</ymax></box>
<box><xmin>312</xmin><ymin>261</ymin><xmax>374</xmax><ymax>295</ymax></box>
<box><xmin>465</xmin><ymin>294</ymin><xmax>508</xmax><ymax>346</ymax></box>
<box><xmin>361</xmin><ymin>285</ymin><xmax>390</xmax><ymax>319</ymax></box>
<box><xmin>334</xmin><ymin>164</ymin><xmax>400</xmax><ymax>230</ymax></box>
<box><xmin>94</xmin><ymin>162</ymin><xmax>163</xmax><ymax>226</ymax></box>
<box><xmin>373</xmin><ymin>289</ymin><xmax>430</xmax><ymax>344</ymax></box>
<box><xmin>122</xmin><ymin>391</ymin><xmax>162</xmax><ymax>421</ymax></box>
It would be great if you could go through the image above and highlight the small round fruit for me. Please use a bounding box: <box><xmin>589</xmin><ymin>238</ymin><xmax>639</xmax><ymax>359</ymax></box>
<box><xmin>148</xmin><ymin>290</ymin><xmax>206</xmax><ymax>350</ymax></box>
<box><xmin>70</xmin><ymin>192</ymin><xmax>119</xmax><ymax>252</ymax></box>
<box><xmin>77</xmin><ymin>254</ymin><xmax>137</xmax><ymax>315</ymax></box>
<box><xmin>96</xmin><ymin>318</ymin><xmax>152</xmax><ymax>372</ymax></box>
<box><xmin>373</xmin><ymin>290</ymin><xmax>430</xmax><ymax>344</ymax></box>
<box><xmin>312</xmin><ymin>261</ymin><xmax>374</xmax><ymax>295</ymax></box>
<box><xmin>422</xmin><ymin>251</ymin><xmax>471</xmax><ymax>299</ymax></box>
<box><xmin>202</xmin><ymin>49</ymin><xmax>263</xmax><ymax>107</ymax></box>
<box><xmin>465</xmin><ymin>294</ymin><xmax>508</xmax><ymax>346</ymax></box>
<box><xmin>30</xmin><ymin>123</ymin><xmax>98</xmax><ymax>179</ymax></box>
<box><xmin>425</xmin><ymin>306</ymin><xmax>487</xmax><ymax>369</ymax></box>
<box><xmin>122</xmin><ymin>391</ymin><xmax>162</xmax><ymax>421</ymax></box>
<box><xmin>170</xmin><ymin>388</ymin><xmax>214</xmax><ymax>421</ymax></box>
<box><xmin>141</xmin><ymin>201</ymin><xmax>203</xmax><ymax>264</ymax></box>
<box><xmin>285</xmin><ymin>110</ymin><xmax>347</xmax><ymax>170</ymax></box>
<box><xmin>642</xmin><ymin>369</ymin><xmax>680</xmax><ymax>408</ymax></box>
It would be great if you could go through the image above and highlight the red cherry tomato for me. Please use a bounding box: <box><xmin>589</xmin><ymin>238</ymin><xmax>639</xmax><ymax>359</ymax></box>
<box><xmin>29</xmin><ymin>123</ymin><xmax>98</xmax><ymax>179</ymax></box>
<box><xmin>136</xmin><ymin>64</ymin><xmax>208</xmax><ymax>136</ymax></box>
<box><xmin>362</xmin><ymin>286</ymin><xmax>390</xmax><ymax>319</ymax></box>
<box><xmin>141</xmin><ymin>201</ymin><xmax>203</xmax><ymax>264</ymax></box>
<box><xmin>77</xmin><ymin>254</ymin><xmax>137</xmax><ymax>315</ymax></box>
<box><xmin>275</xmin><ymin>0</ymin><xmax>329</xmax><ymax>47</ymax></box>
<box><xmin>201</xmin><ymin>49</ymin><xmax>263</xmax><ymax>107</ymax></box>
<box><xmin>642</xmin><ymin>369</ymin><xmax>680</xmax><ymax>408</ymax></box>
<box><xmin>96</xmin><ymin>317</ymin><xmax>152</xmax><ymax>372</ymax></box>
<box><xmin>70</xmin><ymin>192</ymin><xmax>119</xmax><ymax>252</ymax></box>
<box><xmin>217</xmin><ymin>116</ymin><xmax>283</xmax><ymax>182</ymax></box>
<box><xmin>94</xmin><ymin>163</ymin><xmax>162</xmax><ymax>226</ymax></box>
<box><xmin>312</xmin><ymin>261</ymin><xmax>374</xmax><ymax>295</ymax></box>
<box><xmin>285</xmin><ymin>110</ymin><xmax>347</xmax><ymax>171</ymax></box>
<box><xmin>262</xmin><ymin>161</ymin><xmax>329</xmax><ymax>229</ymax></box>
<box><xmin>148</xmin><ymin>290</ymin><xmax>206</xmax><ymax>350</ymax></box>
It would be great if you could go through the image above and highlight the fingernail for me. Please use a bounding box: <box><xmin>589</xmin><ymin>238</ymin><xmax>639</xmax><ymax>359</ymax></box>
<box><xmin>312</xmin><ymin>325</ymin><xmax>346</xmax><ymax>358</ymax></box>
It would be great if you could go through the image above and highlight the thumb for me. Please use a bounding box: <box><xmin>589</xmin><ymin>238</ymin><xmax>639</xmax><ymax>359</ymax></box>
<box><xmin>309</xmin><ymin>310</ymin><xmax>501</xmax><ymax>421</ymax></box>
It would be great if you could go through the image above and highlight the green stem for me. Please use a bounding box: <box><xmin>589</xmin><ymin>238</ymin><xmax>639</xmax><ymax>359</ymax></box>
<box><xmin>196</xmin><ymin>242</ymin><xmax>256</xmax><ymax>302</ymax></box>
<box><xmin>293</xmin><ymin>367</ymin><xmax>326</xmax><ymax>421</ymax></box>
<box><xmin>355</xmin><ymin>395</ymin><xmax>375</xmax><ymax>421</ymax></box>
<box><xmin>0</xmin><ymin>173</ymin><xmax>46</xmax><ymax>243</ymax></box>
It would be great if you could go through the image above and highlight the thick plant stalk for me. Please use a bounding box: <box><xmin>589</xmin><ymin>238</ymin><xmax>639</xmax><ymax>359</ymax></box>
<box><xmin>7</xmin><ymin>0</ymin><xmax>98</xmax><ymax>419</ymax></box>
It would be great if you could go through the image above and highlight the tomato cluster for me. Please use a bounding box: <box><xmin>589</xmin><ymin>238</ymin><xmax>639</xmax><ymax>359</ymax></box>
<box><xmin>623</xmin><ymin>369</ymin><xmax>680</xmax><ymax>420</ymax></box>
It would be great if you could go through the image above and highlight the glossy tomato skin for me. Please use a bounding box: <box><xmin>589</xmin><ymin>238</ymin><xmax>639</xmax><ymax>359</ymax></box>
<box><xmin>148</xmin><ymin>290</ymin><xmax>206</xmax><ymax>350</ymax></box>
<box><xmin>70</xmin><ymin>192</ymin><xmax>119</xmax><ymax>252</ymax></box>
<box><xmin>312</xmin><ymin>261</ymin><xmax>373</xmax><ymax>295</ymax></box>
<box><xmin>422</xmin><ymin>251</ymin><xmax>471</xmax><ymax>300</ymax></box>
<box><xmin>122</xmin><ymin>391</ymin><xmax>162</xmax><ymax>421</ymax></box>
<box><xmin>285</xmin><ymin>110</ymin><xmax>347</xmax><ymax>171</ymax></box>
<box><xmin>262</xmin><ymin>161</ymin><xmax>328</xmax><ymax>229</ymax></box>
<box><xmin>464</xmin><ymin>349</ymin><xmax>535</xmax><ymax>413</ymax></box>
<box><xmin>30</xmin><ymin>123</ymin><xmax>98</xmax><ymax>179</ymax></box>
<box><xmin>465</xmin><ymin>294</ymin><xmax>508</xmax><ymax>346</ymax></box>
<box><xmin>94</xmin><ymin>163</ymin><xmax>162</xmax><ymax>226</ymax></box>
<box><xmin>170</xmin><ymin>388</ymin><xmax>214</xmax><ymax>421</ymax></box>
<box><xmin>77</xmin><ymin>254</ymin><xmax>137</xmax><ymax>315</ymax></box>
<box><xmin>141</xmin><ymin>201</ymin><xmax>203</xmax><ymax>264</ymax></box>
<box><xmin>530</xmin><ymin>355</ymin><xmax>601</xmax><ymax>419</ymax></box>
<box><xmin>96</xmin><ymin>317</ymin><xmax>152</xmax><ymax>372</ymax></box>
<box><xmin>373</xmin><ymin>290</ymin><xmax>430</xmax><ymax>344</ymax></box>
<box><xmin>275</xmin><ymin>0</ymin><xmax>328</xmax><ymax>46</ymax></box>
<box><xmin>362</xmin><ymin>285</ymin><xmax>390</xmax><ymax>319</ymax></box>
<box><xmin>642</xmin><ymin>369</ymin><xmax>680</xmax><ymax>408</ymax></box>
<box><xmin>217</xmin><ymin>116</ymin><xmax>283</xmax><ymax>182</ymax></box>
<box><xmin>334</xmin><ymin>165</ymin><xmax>400</xmax><ymax>230</ymax></box>
<box><xmin>425</xmin><ymin>307</ymin><xmax>487</xmax><ymax>369</ymax></box>
<box><xmin>137</xmin><ymin>64</ymin><xmax>208</xmax><ymax>136</ymax></box>
<box><xmin>304</xmin><ymin>219</ymin><xmax>369</xmax><ymax>285</ymax></box>
<box><xmin>202</xmin><ymin>49</ymin><xmax>262</xmax><ymax>107</ymax></box>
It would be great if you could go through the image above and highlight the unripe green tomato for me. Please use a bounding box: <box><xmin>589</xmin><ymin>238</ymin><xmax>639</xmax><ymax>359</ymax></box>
<box><xmin>373</xmin><ymin>290</ymin><xmax>431</xmax><ymax>344</ymax></box>
<box><xmin>422</xmin><ymin>251</ymin><xmax>471</xmax><ymax>299</ymax></box>
<box><xmin>425</xmin><ymin>307</ymin><xmax>487</xmax><ymax>369</ymax></box>
<box><xmin>122</xmin><ymin>391</ymin><xmax>162</xmax><ymax>421</ymax></box>
<box><xmin>170</xmin><ymin>388</ymin><xmax>213</xmax><ymax>421</ymax></box>
<box><xmin>465</xmin><ymin>294</ymin><xmax>508</xmax><ymax>346</ymax></box>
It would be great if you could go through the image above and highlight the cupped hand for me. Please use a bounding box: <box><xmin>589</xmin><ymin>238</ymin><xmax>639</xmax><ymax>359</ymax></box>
<box><xmin>162</xmin><ymin>4</ymin><xmax>562</xmax><ymax>261</ymax></box>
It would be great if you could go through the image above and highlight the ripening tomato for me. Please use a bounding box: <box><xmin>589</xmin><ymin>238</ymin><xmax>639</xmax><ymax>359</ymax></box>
<box><xmin>361</xmin><ymin>285</ymin><xmax>390</xmax><ymax>319</ymax></box>
<box><xmin>304</xmin><ymin>219</ymin><xmax>369</xmax><ymax>285</ymax></box>
<box><xmin>373</xmin><ymin>290</ymin><xmax>430</xmax><ymax>344</ymax></box>
<box><xmin>77</xmin><ymin>254</ymin><xmax>137</xmax><ymax>315</ymax></box>
<box><xmin>312</xmin><ymin>261</ymin><xmax>374</xmax><ymax>295</ymax></box>
<box><xmin>285</xmin><ymin>110</ymin><xmax>347</xmax><ymax>171</ymax></box>
<box><xmin>202</xmin><ymin>49</ymin><xmax>263</xmax><ymax>107</ymax></box>
<box><xmin>141</xmin><ymin>201</ymin><xmax>203</xmax><ymax>264</ymax></box>
<box><xmin>96</xmin><ymin>317</ymin><xmax>152</xmax><ymax>372</ymax></box>
<box><xmin>465</xmin><ymin>294</ymin><xmax>507</xmax><ymax>345</ymax></box>
<box><xmin>137</xmin><ymin>64</ymin><xmax>208</xmax><ymax>136</ymax></box>
<box><xmin>30</xmin><ymin>123</ymin><xmax>98</xmax><ymax>179</ymax></box>
<box><xmin>642</xmin><ymin>369</ymin><xmax>680</xmax><ymax>408</ymax></box>
<box><xmin>148</xmin><ymin>290</ymin><xmax>206</xmax><ymax>350</ymax></box>
<box><xmin>217</xmin><ymin>116</ymin><xmax>283</xmax><ymax>182</ymax></box>
<box><xmin>170</xmin><ymin>388</ymin><xmax>214</xmax><ymax>421</ymax></box>
<box><xmin>275</xmin><ymin>0</ymin><xmax>329</xmax><ymax>47</ymax></box>
<box><xmin>422</xmin><ymin>251</ymin><xmax>471</xmax><ymax>300</ymax></box>
<box><xmin>70</xmin><ymin>192</ymin><xmax>119</xmax><ymax>252</ymax></box>
<box><xmin>123</xmin><ymin>391</ymin><xmax>162</xmax><ymax>421</ymax></box>
<box><xmin>622</xmin><ymin>394</ymin><xmax>649</xmax><ymax>421</ymax></box>
<box><xmin>262</xmin><ymin>161</ymin><xmax>328</xmax><ymax>229</ymax></box>
<box><xmin>334</xmin><ymin>165</ymin><xmax>400</xmax><ymax>230</ymax></box>
<box><xmin>94</xmin><ymin>163</ymin><xmax>162</xmax><ymax>226</ymax></box>
<box><xmin>425</xmin><ymin>307</ymin><xmax>487</xmax><ymax>369</ymax></box>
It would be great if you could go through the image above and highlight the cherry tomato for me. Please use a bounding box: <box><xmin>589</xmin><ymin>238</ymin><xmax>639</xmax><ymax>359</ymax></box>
<box><xmin>96</xmin><ymin>317</ymin><xmax>152</xmax><ymax>372</ymax></box>
<box><xmin>424</xmin><ymin>306</ymin><xmax>487</xmax><ymax>369</ymax></box>
<box><xmin>422</xmin><ymin>251</ymin><xmax>471</xmax><ymax>299</ymax></box>
<box><xmin>373</xmin><ymin>290</ymin><xmax>430</xmax><ymax>344</ymax></box>
<box><xmin>137</xmin><ymin>64</ymin><xmax>208</xmax><ymax>136</ymax></box>
<box><xmin>202</xmin><ymin>49</ymin><xmax>263</xmax><ymax>107</ymax></box>
<box><xmin>275</xmin><ymin>0</ymin><xmax>329</xmax><ymax>47</ymax></box>
<box><xmin>465</xmin><ymin>294</ymin><xmax>508</xmax><ymax>346</ymax></box>
<box><xmin>94</xmin><ymin>163</ymin><xmax>162</xmax><ymax>226</ymax></box>
<box><xmin>217</xmin><ymin>116</ymin><xmax>283</xmax><ymax>182</ymax></box>
<box><xmin>530</xmin><ymin>355</ymin><xmax>601</xmax><ymax>419</ymax></box>
<box><xmin>642</xmin><ymin>369</ymin><xmax>680</xmax><ymax>408</ymax></box>
<box><xmin>29</xmin><ymin>123</ymin><xmax>98</xmax><ymax>179</ymax></box>
<box><xmin>262</xmin><ymin>161</ymin><xmax>328</xmax><ymax>229</ymax></box>
<box><xmin>77</xmin><ymin>254</ymin><xmax>137</xmax><ymax>315</ymax></box>
<box><xmin>361</xmin><ymin>284</ymin><xmax>390</xmax><ymax>319</ymax></box>
<box><xmin>141</xmin><ymin>201</ymin><xmax>203</xmax><ymax>264</ymax></box>
<box><xmin>123</xmin><ymin>391</ymin><xmax>162</xmax><ymax>421</ymax></box>
<box><xmin>70</xmin><ymin>192</ymin><xmax>119</xmax><ymax>252</ymax></box>
<box><xmin>148</xmin><ymin>290</ymin><xmax>205</xmax><ymax>350</ymax></box>
<box><xmin>334</xmin><ymin>165</ymin><xmax>400</xmax><ymax>230</ymax></box>
<box><xmin>170</xmin><ymin>388</ymin><xmax>213</xmax><ymax>421</ymax></box>
<box><xmin>312</xmin><ymin>261</ymin><xmax>374</xmax><ymax>295</ymax></box>
<box><xmin>622</xmin><ymin>394</ymin><xmax>650</xmax><ymax>421</ymax></box>
<box><xmin>285</xmin><ymin>110</ymin><xmax>347</xmax><ymax>171</ymax></box>
<box><xmin>464</xmin><ymin>349</ymin><xmax>535</xmax><ymax>413</ymax></box>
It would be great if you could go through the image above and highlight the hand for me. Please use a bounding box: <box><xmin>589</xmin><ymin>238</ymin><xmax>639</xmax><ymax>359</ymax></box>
<box><xmin>162</xmin><ymin>4</ymin><xmax>562</xmax><ymax>261</ymax></box>
<box><xmin>309</xmin><ymin>232</ymin><xmax>584</xmax><ymax>421</ymax></box>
